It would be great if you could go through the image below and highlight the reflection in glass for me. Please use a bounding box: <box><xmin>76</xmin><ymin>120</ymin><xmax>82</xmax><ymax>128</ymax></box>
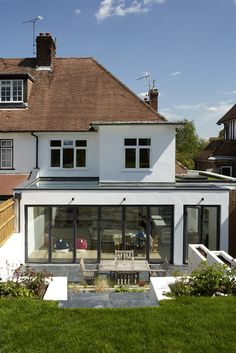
<box><xmin>202</xmin><ymin>207</ymin><xmax>218</xmax><ymax>250</ymax></box>
<box><xmin>51</xmin><ymin>207</ymin><xmax>74</xmax><ymax>262</ymax></box>
<box><xmin>27</xmin><ymin>207</ymin><xmax>49</xmax><ymax>262</ymax></box>
<box><xmin>125</xmin><ymin>207</ymin><xmax>147</xmax><ymax>259</ymax></box>
<box><xmin>100</xmin><ymin>207</ymin><xmax>122</xmax><ymax>259</ymax></box>
<box><xmin>184</xmin><ymin>206</ymin><xmax>219</xmax><ymax>263</ymax></box>
<box><xmin>76</xmin><ymin>207</ymin><xmax>98</xmax><ymax>262</ymax></box>
<box><xmin>150</xmin><ymin>207</ymin><xmax>173</xmax><ymax>263</ymax></box>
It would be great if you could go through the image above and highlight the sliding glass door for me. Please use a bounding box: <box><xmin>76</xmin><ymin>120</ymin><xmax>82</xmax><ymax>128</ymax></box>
<box><xmin>26</xmin><ymin>205</ymin><xmax>174</xmax><ymax>263</ymax></box>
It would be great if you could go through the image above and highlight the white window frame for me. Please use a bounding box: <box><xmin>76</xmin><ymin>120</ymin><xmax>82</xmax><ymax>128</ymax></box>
<box><xmin>0</xmin><ymin>139</ymin><xmax>13</xmax><ymax>169</ymax></box>
<box><xmin>0</xmin><ymin>80</ymin><xmax>23</xmax><ymax>103</ymax></box>
<box><xmin>50</xmin><ymin>139</ymin><xmax>87</xmax><ymax>169</ymax></box>
<box><xmin>124</xmin><ymin>138</ymin><xmax>151</xmax><ymax>170</ymax></box>
<box><xmin>220</xmin><ymin>166</ymin><xmax>232</xmax><ymax>177</ymax></box>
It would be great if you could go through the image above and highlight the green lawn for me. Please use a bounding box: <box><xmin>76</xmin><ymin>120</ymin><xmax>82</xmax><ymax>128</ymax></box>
<box><xmin>0</xmin><ymin>297</ymin><xmax>236</xmax><ymax>353</ymax></box>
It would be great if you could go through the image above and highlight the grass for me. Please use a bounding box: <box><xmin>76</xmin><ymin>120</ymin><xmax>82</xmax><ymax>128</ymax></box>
<box><xmin>0</xmin><ymin>297</ymin><xmax>236</xmax><ymax>353</ymax></box>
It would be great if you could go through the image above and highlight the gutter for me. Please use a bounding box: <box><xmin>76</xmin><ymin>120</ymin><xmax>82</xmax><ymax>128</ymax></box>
<box><xmin>31</xmin><ymin>132</ymin><xmax>39</xmax><ymax>169</ymax></box>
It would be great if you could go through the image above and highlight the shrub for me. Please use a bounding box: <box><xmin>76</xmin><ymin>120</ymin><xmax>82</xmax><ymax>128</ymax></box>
<box><xmin>0</xmin><ymin>281</ymin><xmax>34</xmax><ymax>298</ymax></box>
<box><xmin>13</xmin><ymin>265</ymin><xmax>52</xmax><ymax>298</ymax></box>
<box><xmin>169</xmin><ymin>262</ymin><xmax>236</xmax><ymax>297</ymax></box>
<box><xmin>169</xmin><ymin>277</ymin><xmax>191</xmax><ymax>297</ymax></box>
<box><xmin>0</xmin><ymin>264</ymin><xmax>52</xmax><ymax>299</ymax></box>
<box><xmin>94</xmin><ymin>276</ymin><xmax>110</xmax><ymax>292</ymax></box>
<box><xmin>190</xmin><ymin>262</ymin><xmax>235</xmax><ymax>296</ymax></box>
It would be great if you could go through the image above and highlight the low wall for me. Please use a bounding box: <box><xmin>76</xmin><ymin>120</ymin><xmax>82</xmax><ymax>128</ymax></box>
<box><xmin>188</xmin><ymin>244</ymin><xmax>236</xmax><ymax>273</ymax></box>
<box><xmin>43</xmin><ymin>276</ymin><xmax>68</xmax><ymax>301</ymax></box>
<box><xmin>0</xmin><ymin>232</ymin><xmax>24</xmax><ymax>280</ymax></box>
<box><xmin>150</xmin><ymin>277</ymin><xmax>176</xmax><ymax>301</ymax></box>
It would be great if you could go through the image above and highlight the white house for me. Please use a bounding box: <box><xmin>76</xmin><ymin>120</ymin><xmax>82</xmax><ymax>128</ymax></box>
<box><xmin>0</xmin><ymin>33</ymin><xmax>230</xmax><ymax>267</ymax></box>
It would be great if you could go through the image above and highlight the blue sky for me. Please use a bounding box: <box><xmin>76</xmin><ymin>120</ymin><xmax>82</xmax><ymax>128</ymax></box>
<box><xmin>1</xmin><ymin>0</ymin><xmax>236</xmax><ymax>139</ymax></box>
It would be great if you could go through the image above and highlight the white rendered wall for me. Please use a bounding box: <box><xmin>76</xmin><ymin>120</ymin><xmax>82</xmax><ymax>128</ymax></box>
<box><xmin>99</xmin><ymin>125</ymin><xmax>176</xmax><ymax>183</ymax></box>
<box><xmin>37</xmin><ymin>132</ymin><xmax>99</xmax><ymax>177</ymax></box>
<box><xmin>0</xmin><ymin>233</ymin><xmax>24</xmax><ymax>280</ymax></box>
<box><xmin>19</xmin><ymin>188</ymin><xmax>229</xmax><ymax>265</ymax></box>
<box><xmin>0</xmin><ymin>133</ymin><xmax>35</xmax><ymax>173</ymax></box>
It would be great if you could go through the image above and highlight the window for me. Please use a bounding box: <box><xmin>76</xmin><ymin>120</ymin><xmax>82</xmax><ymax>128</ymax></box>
<box><xmin>50</xmin><ymin>139</ymin><xmax>87</xmax><ymax>168</ymax></box>
<box><xmin>124</xmin><ymin>138</ymin><xmax>151</xmax><ymax>169</ymax></box>
<box><xmin>220</xmin><ymin>166</ymin><xmax>232</xmax><ymax>177</ymax></box>
<box><xmin>0</xmin><ymin>139</ymin><xmax>13</xmax><ymax>169</ymax></box>
<box><xmin>0</xmin><ymin>80</ymin><xmax>23</xmax><ymax>103</ymax></box>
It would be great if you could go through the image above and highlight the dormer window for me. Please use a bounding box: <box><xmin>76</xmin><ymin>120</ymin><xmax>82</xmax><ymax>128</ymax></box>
<box><xmin>0</xmin><ymin>80</ymin><xmax>23</xmax><ymax>103</ymax></box>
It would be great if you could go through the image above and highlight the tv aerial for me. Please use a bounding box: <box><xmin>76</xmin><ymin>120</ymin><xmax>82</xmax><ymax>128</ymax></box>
<box><xmin>136</xmin><ymin>72</ymin><xmax>151</xmax><ymax>88</ymax></box>
<box><xmin>23</xmin><ymin>16</ymin><xmax>43</xmax><ymax>54</ymax></box>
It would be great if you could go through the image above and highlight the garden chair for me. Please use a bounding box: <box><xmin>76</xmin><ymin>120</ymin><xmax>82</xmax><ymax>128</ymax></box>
<box><xmin>79</xmin><ymin>257</ymin><xmax>98</xmax><ymax>284</ymax></box>
<box><xmin>114</xmin><ymin>250</ymin><xmax>134</xmax><ymax>261</ymax></box>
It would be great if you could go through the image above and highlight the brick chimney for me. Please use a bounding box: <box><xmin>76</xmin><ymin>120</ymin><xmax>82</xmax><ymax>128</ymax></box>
<box><xmin>148</xmin><ymin>87</ymin><xmax>159</xmax><ymax>112</ymax></box>
<box><xmin>36</xmin><ymin>33</ymin><xmax>56</xmax><ymax>68</ymax></box>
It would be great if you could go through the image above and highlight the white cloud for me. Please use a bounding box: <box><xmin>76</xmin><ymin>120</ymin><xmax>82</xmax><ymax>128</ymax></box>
<box><xmin>95</xmin><ymin>0</ymin><xmax>166</xmax><ymax>21</ymax></box>
<box><xmin>75</xmin><ymin>9</ymin><xmax>81</xmax><ymax>15</ymax></box>
<box><xmin>222</xmin><ymin>89</ymin><xmax>236</xmax><ymax>95</ymax></box>
<box><xmin>160</xmin><ymin>100</ymin><xmax>233</xmax><ymax>139</ymax></box>
<box><xmin>233</xmin><ymin>0</ymin><xmax>236</xmax><ymax>5</ymax></box>
<box><xmin>170</xmin><ymin>71</ymin><xmax>181</xmax><ymax>77</ymax></box>
<box><xmin>144</xmin><ymin>0</ymin><xmax>166</xmax><ymax>4</ymax></box>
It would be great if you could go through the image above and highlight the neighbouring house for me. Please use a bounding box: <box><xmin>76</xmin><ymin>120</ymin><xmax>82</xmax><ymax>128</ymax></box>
<box><xmin>195</xmin><ymin>104</ymin><xmax>236</xmax><ymax>177</ymax></box>
<box><xmin>0</xmin><ymin>33</ymin><xmax>232</xmax><ymax>268</ymax></box>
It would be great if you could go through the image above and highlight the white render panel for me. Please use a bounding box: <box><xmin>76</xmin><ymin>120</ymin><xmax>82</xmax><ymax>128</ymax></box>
<box><xmin>0</xmin><ymin>133</ymin><xmax>35</xmax><ymax>173</ymax></box>
<box><xmin>19</xmin><ymin>188</ymin><xmax>229</xmax><ymax>265</ymax></box>
<box><xmin>0</xmin><ymin>232</ymin><xmax>24</xmax><ymax>280</ymax></box>
<box><xmin>99</xmin><ymin>125</ymin><xmax>176</xmax><ymax>183</ymax></box>
<box><xmin>37</xmin><ymin>132</ymin><xmax>99</xmax><ymax>177</ymax></box>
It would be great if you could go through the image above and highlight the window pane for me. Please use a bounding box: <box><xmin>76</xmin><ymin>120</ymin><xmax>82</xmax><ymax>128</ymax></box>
<box><xmin>63</xmin><ymin>140</ymin><xmax>73</xmax><ymax>146</ymax></box>
<box><xmin>51</xmin><ymin>149</ymin><xmax>61</xmax><ymax>167</ymax></box>
<box><xmin>125</xmin><ymin>206</ymin><xmax>147</xmax><ymax>259</ymax></box>
<box><xmin>1</xmin><ymin>140</ymin><xmax>12</xmax><ymax>147</ymax></box>
<box><xmin>125</xmin><ymin>148</ymin><xmax>136</xmax><ymax>168</ymax></box>
<box><xmin>150</xmin><ymin>206</ymin><xmax>173</xmax><ymax>263</ymax></box>
<box><xmin>221</xmin><ymin>167</ymin><xmax>231</xmax><ymax>176</ymax></box>
<box><xmin>27</xmin><ymin>207</ymin><xmax>50</xmax><ymax>263</ymax></box>
<box><xmin>51</xmin><ymin>207</ymin><xmax>74</xmax><ymax>263</ymax></box>
<box><xmin>1</xmin><ymin>86</ymin><xmax>10</xmax><ymax>101</ymax></box>
<box><xmin>76</xmin><ymin>207</ymin><xmax>98</xmax><ymax>263</ymax></box>
<box><xmin>50</xmin><ymin>140</ymin><xmax>61</xmax><ymax>147</ymax></box>
<box><xmin>76</xmin><ymin>149</ymin><xmax>86</xmax><ymax>167</ymax></box>
<box><xmin>100</xmin><ymin>207</ymin><xmax>122</xmax><ymax>260</ymax></box>
<box><xmin>13</xmin><ymin>80</ymin><xmax>22</xmax><ymax>101</ymax></box>
<box><xmin>1</xmin><ymin>148</ymin><xmax>12</xmax><ymax>168</ymax></box>
<box><xmin>184</xmin><ymin>207</ymin><xmax>201</xmax><ymax>263</ymax></box>
<box><xmin>139</xmin><ymin>148</ymin><xmax>150</xmax><ymax>168</ymax></box>
<box><xmin>63</xmin><ymin>148</ymin><xmax>74</xmax><ymax>168</ymax></box>
<box><xmin>124</xmin><ymin>138</ymin><xmax>137</xmax><ymax>146</ymax></box>
<box><xmin>202</xmin><ymin>207</ymin><xmax>218</xmax><ymax>250</ymax></box>
<box><xmin>76</xmin><ymin>140</ymin><xmax>87</xmax><ymax>147</ymax></box>
<box><xmin>139</xmin><ymin>138</ymin><xmax>151</xmax><ymax>146</ymax></box>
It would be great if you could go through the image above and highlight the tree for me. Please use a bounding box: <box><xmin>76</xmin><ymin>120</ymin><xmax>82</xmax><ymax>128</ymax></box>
<box><xmin>176</xmin><ymin>119</ymin><xmax>207</xmax><ymax>169</ymax></box>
